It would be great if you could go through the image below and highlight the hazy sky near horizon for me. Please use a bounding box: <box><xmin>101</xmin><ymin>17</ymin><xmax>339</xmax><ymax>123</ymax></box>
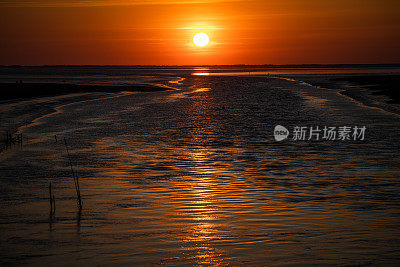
<box><xmin>1</xmin><ymin>0</ymin><xmax>399</xmax><ymax>65</ymax></box>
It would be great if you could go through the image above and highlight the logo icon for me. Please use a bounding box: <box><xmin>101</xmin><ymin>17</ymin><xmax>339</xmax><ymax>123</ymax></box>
<box><xmin>274</xmin><ymin>125</ymin><xmax>289</xmax><ymax>141</ymax></box>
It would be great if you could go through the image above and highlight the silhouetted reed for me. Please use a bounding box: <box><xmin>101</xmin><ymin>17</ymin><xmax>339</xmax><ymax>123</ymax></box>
<box><xmin>2</xmin><ymin>132</ymin><xmax>23</xmax><ymax>149</ymax></box>
<box><xmin>49</xmin><ymin>182</ymin><xmax>55</xmax><ymax>215</ymax></box>
<box><xmin>64</xmin><ymin>137</ymin><xmax>82</xmax><ymax>210</ymax></box>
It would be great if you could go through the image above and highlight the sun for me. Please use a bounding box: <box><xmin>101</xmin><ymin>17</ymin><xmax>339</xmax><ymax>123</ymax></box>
<box><xmin>193</xmin><ymin>33</ymin><xmax>209</xmax><ymax>47</ymax></box>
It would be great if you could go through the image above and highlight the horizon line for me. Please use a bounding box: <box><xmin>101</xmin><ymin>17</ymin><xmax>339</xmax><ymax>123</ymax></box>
<box><xmin>1</xmin><ymin>63</ymin><xmax>400</xmax><ymax>68</ymax></box>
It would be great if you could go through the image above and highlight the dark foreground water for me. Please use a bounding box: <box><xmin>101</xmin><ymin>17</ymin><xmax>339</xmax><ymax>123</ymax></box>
<box><xmin>1</xmin><ymin>67</ymin><xmax>400</xmax><ymax>265</ymax></box>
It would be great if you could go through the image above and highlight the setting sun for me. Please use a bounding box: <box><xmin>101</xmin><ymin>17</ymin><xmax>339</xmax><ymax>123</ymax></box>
<box><xmin>193</xmin><ymin>33</ymin><xmax>210</xmax><ymax>47</ymax></box>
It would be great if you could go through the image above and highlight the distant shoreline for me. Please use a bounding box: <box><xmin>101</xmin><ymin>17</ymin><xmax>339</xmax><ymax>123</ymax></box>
<box><xmin>1</xmin><ymin>63</ymin><xmax>400</xmax><ymax>68</ymax></box>
<box><xmin>0</xmin><ymin>82</ymin><xmax>173</xmax><ymax>102</ymax></box>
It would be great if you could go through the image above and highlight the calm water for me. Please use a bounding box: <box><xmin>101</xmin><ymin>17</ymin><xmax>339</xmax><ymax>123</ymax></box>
<box><xmin>1</xmin><ymin>67</ymin><xmax>400</xmax><ymax>265</ymax></box>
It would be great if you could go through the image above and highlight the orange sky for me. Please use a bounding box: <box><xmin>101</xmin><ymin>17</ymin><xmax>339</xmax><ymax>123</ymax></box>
<box><xmin>1</xmin><ymin>0</ymin><xmax>399</xmax><ymax>65</ymax></box>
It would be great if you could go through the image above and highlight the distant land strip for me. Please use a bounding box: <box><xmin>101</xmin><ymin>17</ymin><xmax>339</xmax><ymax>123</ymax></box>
<box><xmin>0</xmin><ymin>83</ymin><xmax>174</xmax><ymax>101</ymax></box>
<box><xmin>1</xmin><ymin>64</ymin><xmax>400</xmax><ymax>69</ymax></box>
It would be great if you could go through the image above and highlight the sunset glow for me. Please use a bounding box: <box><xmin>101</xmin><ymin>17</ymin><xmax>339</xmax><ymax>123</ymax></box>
<box><xmin>0</xmin><ymin>0</ymin><xmax>399</xmax><ymax>65</ymax></box>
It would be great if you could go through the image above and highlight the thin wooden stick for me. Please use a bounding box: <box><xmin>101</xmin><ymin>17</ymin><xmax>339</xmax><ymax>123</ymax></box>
<box><xmin>49</xmin><ymin>182</ymin><xmax>55</xmax><ymax>216</ymax></box>
<box><xmin>49</xmin><ymin>182</ymin><xmax>53</xmax><ymax>213</ymax></box>
<box><xmin>64</xmin><ymin>137</ymin><xmax>82</xmax><ymax>210</ymax></box>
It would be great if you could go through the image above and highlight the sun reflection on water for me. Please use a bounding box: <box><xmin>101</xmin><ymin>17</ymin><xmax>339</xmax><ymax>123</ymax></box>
<box><xmin>179</xmin><ymin>86</ymin><xmax>229</xmax><ymax>265</ymax></box>
<box><xmin>179</xmin><ymin>146</ymin><xmax>227</xmax><ymax>265</ymax></box>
